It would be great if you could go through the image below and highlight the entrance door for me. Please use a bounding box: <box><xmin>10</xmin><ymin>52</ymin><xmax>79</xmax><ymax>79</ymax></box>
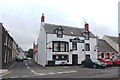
<box><xmin>72</xmin><ymin>54</ymin><xmax>78</xmax><ymax>65</ymax></box>
<box><xmin>86</xmin><ymin>55</ymin><xmax>90</xmax><ymax>59</ymax></box>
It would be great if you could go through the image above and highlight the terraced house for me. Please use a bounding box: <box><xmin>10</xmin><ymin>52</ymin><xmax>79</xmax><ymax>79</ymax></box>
<box><xmin>0</xmin><ymin>23</ymin><xmax>18</xmax><ymax>69</ymax></box>
<box><xmin>37</xmin><ymin>14</ymin><xmax>98</xmax><ymax>67</ymax></box>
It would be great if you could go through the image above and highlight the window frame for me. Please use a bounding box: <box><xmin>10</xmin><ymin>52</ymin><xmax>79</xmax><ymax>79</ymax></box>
<box><xmin>52</xmin><ymin>41</ymin><xmax>69</xmax><ymax>52</ymax></box>
<box><xmin>57</xmin><ymin>30</ymin><xmax>63</xmax><ymax>38</ymax></box>
<box><xmin>72</xmin><ymin>42</ymin><xmax>77</xmax><ymax>50</ymax></box>
<box><xmin>85</xmin><ymin>43</ymin><xmax>90</xmax><ymax>51</ymax></box>
<box><xmin>52</xmin><ymin>54</ymin><xmax>69</xmax><ymax>61</ymax></box>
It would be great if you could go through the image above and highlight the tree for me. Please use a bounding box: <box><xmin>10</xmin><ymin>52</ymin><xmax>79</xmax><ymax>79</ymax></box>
<box><xmin>26</xmin><ymin>49</ymin><xmax>33</xmax><ymax>59</ymax></box>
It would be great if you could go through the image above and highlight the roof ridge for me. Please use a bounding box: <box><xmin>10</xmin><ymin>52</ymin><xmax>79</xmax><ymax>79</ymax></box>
<box><xmin>44</xmin><ymin>23</ymin><xmax>84</xmax><ymax>29</ymax></box>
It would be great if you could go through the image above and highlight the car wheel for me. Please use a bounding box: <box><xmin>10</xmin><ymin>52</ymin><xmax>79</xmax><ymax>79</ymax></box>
<box><xmin>93</xmin><ymin>65</ymin><xmax>96</xmax><ymax>69</ymax></box>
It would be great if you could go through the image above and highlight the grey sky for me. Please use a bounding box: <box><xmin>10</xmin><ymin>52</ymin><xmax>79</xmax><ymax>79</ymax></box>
<box><xmin>0</xmin><ymin>0</ymin><xmax>119</xmax><ymax>51</ymax></box>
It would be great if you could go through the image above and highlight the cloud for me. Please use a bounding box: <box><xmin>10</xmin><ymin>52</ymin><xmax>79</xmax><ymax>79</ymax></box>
<box><xmin>0</xmin><ymin>0</ymin><xmax>118</xmax><ymax>50</ymax></box>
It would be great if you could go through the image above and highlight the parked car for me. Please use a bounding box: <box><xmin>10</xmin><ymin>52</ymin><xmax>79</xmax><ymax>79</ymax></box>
<box><xmin>16</xmin><ymin>58</ymin><xmax>23</xmax><ymax>62</ymax></box>
<box><xmin>97</xmin><ymin>58</ymin><xmax>113</xmax><ymax>67</ymax></box>
<box><xmin>81</xmin><ymin>58</ymin><xmax>106</xmax><ymax>69</ymax></box>
<box><xmin>112</xmin><ymin>58</ymin><xmax>120</xmax><ymax>66</ymax></box>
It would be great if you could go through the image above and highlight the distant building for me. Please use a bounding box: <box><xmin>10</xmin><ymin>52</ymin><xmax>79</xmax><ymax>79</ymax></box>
<box><xmin>17</xmin><ymin>47</ymin><xmax>25</xmax><ymax>60</ymax></box>
<box><xmin>0</xmin><ymin>23</ymin><xmax>18</xmax><ymax>69</ymax></box>
<box><xmin>37</xmin><ymin>14</ymin><xmax>98</xmax><ymax>67</ymax></box>
<box><xmin>33</xmin><ymin>43</ymin><xmax>38</xmax><ymax>62</ymax></box>
<box><xmin>102</xmin><ymin>35</ymin><xmax>120</xmax><ymax>54</ymax></box>
<box><xmin>97</xmin><ymin>39</ymin><xmax>117</xmax><ymax>59</ymax></box>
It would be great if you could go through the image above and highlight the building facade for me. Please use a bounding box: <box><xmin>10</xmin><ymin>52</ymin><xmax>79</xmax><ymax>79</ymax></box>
<box><xmin>37</xmin><ymin>14</ymin><xmax>98</xmax><ymax>67</ymax></box>
<box><xmin>0</xmin><ymin>23</ymin><xmax>18</xmax><ymax>69</ymax></box>
<box><xmin>0</xmin><ymin>23</ymin><xmax>2</xmax><ymax>69</ymax></box>
<box><xmin>102</xmin><ymin>35</ymin><xmax>119</xmax><ymax>54</ymax></box>
<box><xmin>97</xmin><ymin>39</ymin><xmax>117</xmax><ymax>59</ymax></box>
<box><xmin>33</xmin><ymin>43</ymin><xmax>38</xmax><ymax>63</ymax></box>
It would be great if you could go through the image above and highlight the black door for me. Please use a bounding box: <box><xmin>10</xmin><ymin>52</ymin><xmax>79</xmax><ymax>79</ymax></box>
<box><xmin>72</xmin><ymin>54</ymin><xmax>78</xmax><ymax>65</ymax></box>
<box><xmin>86</xmin><ymin>55</ymin><xmax>90</xmax><ymax>59</ymax></box>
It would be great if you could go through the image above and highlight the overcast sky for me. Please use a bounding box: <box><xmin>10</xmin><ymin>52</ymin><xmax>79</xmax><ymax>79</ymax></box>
<box><xmin>0</xmin><ymin>0</ymin><xmax>119</xmax><ymax>51</ymax></box>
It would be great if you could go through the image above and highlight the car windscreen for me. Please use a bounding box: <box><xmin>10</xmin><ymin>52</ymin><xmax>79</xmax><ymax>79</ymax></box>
<box><xmin>91</xmin><ymin>59</ymin><xmax>100</xmax><ymax>63</ymax></box>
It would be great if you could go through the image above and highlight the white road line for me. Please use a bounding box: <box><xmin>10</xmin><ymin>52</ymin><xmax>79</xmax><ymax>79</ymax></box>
<box><xmin>57</xmin><ymin>70</ymin><xmax>77</xmax><ymax>74</ymax></box>
<box><xmin>62</xmin><ymin>71</ymin><xmax>71</xmax><ymax>73</ymax></box>
<box><xmin>26</xmin><ymin>63</ymin><xmax>28</xmax><ymax>66</ymax></box>
<box><xmin>57</xmin><ymin>72</ymin><xmax>65</xmax><ymax>74</ymax></box>
<box><xmin>10</xmin><ymin>76</ymin><xmax>18</xmax><ymax>78</ymax></box>
<box><xmin>31</xmin><ymin>70</ymin><xmax>47</xmax><ymax>76</ymax></box>
<box><xmin>22</xmin><ymin>75</ymin><xmax>30</xmax><ymax>78</ymax></box>
<box><xmin>64</xmin><ymin>67</ymin><xmax>69</xmax><ymax>68</ymax></box>
<box><xmin>48</xmin><ymin>72</ymin><xmax>56</xmax><ymax>75</ymax></box>
<box><xmin>27</xmin><ymin>66</ymin><xmax>30</xmax><ymax>69</ymax></box>
<box><xmin>69</xmin><ymin>70</ymin><xmax>77</xmax><ymax>73</ymax></box>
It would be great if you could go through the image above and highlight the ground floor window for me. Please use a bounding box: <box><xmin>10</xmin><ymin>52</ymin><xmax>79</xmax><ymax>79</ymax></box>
<box><xmin>4</xmin><ymin>50</ymin><xmax>7</xmax><ymax>63</ymax></box>
<box><xmin>53</xmin><ymin>41</ymin><xmax>69</xmax><ymax>52</ymax></box>
<box><xmin>52</xmin><ymin>54</ymin><xmax>69</xmax><ymax>61</ymax></box>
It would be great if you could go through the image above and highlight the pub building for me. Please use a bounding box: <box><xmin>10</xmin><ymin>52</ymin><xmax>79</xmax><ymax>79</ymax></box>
<box><xmin>37</xmin><ymin>14</ymin><xmax>98</xmax><ymax>67</ymax></box>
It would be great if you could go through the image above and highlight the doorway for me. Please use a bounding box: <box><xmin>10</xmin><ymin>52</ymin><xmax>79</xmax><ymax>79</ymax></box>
<box><xmin>72</xmin><ymin>54</ymin><xmax>78</xmax><ymax>65</ymax></box>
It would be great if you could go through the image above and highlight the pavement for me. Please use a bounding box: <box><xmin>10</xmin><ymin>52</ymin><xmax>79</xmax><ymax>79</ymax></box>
<box><xmin>0</xmin><ymin>69</ymin><xmax>8</xmax><ymax>74</ymax></box>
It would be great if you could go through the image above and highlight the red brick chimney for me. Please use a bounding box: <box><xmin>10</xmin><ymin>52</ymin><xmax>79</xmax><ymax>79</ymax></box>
<box><xmin>41</xmin><ymin>13</ymin><xmax>45</xmax><ymax>25</ymax></box>
<box><xmin>85</xmin><ymin>22</ymin><xmax>89</xmax><ymax>31</ymax></box>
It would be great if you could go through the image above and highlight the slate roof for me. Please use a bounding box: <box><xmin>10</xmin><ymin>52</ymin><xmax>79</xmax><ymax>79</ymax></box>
<box><xmin>97</xmin><ymin>39</ymin><xmax>117</xmax><ymax>52</ymax></box>
<box><xmin>43</xmin><ymin>23</ymin><xmax>96</xmax><ymax>38</ymax></box>
<box><xmin>105</xmin><ymin>35</ymin><xmax>120</xmax><ymax>44</ymax></box>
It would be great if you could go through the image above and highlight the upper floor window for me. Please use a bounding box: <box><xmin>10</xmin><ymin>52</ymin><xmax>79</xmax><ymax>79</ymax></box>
<box><xmin>72</xmin><ymin>42</ymin><xmax>77</xmax><ymax>50</ymax></box>
<box><xmin>53</xmin><ymin>41</ymin><xmax>69</xmax><ymax>52</ymax></box>
<box><xmin>57</xmin><ymin>30</ymin><xmax>63</xmax><ymax>38</ymax></box>
<box><xmin>54</xmin><ymin>26</ymin><xmax>63</xmax><ymax>38</ymax></box>
<box><xmin>85</xmin><ymin>43</ymin><xmax>90</xmax><ymax>51</ymax></box>
<box><xmin>85</xmin><ymin>31</ymin><xmax>90</xmax><ymax>40</ymax></box>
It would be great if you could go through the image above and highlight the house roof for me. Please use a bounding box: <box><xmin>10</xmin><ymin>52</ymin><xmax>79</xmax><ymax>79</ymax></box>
<box><xmin>43</xmin><ymin>23</ymin><xmax>96</xmax><ymax>38</ymax></box>
<box><xmin>97</xmin><ymin>39</ymin><xmax>117</xmax><ymax>52</ymax></box>
<box><xmin>105</xmin><ymin>35</ymin><xmax>120</xmax><ymax>44</ymax></box>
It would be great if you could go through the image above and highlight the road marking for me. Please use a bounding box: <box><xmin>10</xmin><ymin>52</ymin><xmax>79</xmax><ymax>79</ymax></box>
<box><xmin>10</xmin><ymin>76</ymin><xmax>18</xmax><ymax>78</ymax></box>
<box><xmin>22</xmin><ymin>75</ymin><xmax>30</xmax><ymax>78</ymax></box>
<box><xmin>57</xmin><ymin>72</ymin><xmax>65</xmax><ymax>74</ymax></box>
<box><xmin>26</xmin><ymin>63</ymin><xmax>28</xmax><ymax>66</ymax></box>
<box><xmin>64</xmin><ymin>67</ymin><xmax>69</xmax><ymax>68</ymax></box>
<box><xmin>57</xmin><ymin>70</ymin><xmax>77</xmax><ymax>74</ymax></box>
<box><xmin>27</xmin><ymin>66</ymin><xmax>30</xmax><ymax>69</ymax></box>
<box><xmin>48</xmin><ymin>72</ymin><xmax>56</xmax><ymax>75</ymax></box>
<box><xmin>31</xmin><ymin>70</ymin><xmax>47</xmax><ymax>76</ymax></box>
<box><xmin>69</xmin><ymin>70</ymin><xmax>77</xmax><ymax>73</ymax></box>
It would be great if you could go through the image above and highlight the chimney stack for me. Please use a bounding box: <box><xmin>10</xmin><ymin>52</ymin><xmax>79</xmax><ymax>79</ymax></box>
<box><xmin>85</xmin><ymin>22</ymin><xmax>89</xmax><ymax>31</ymax></box>
<box><xmin>41</xmin><ymin>13</ymin><xmax>45</xmax><ymax>25</ymax></box>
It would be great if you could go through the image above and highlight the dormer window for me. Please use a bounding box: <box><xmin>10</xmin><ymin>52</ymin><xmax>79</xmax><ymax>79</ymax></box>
<box><xmin>57</xmin><ymin>30</ymin><xmax>63</xmax><ymax>38</ymax></box>
<box><xmin>54</xmin><ymin>26</ymin><xmax>63</xmax><ymax>38</ymax></box>
<box><xmin>82</xmin><ymin>31</ymin><xmax>90</xmax><ymax>40</ymax></box>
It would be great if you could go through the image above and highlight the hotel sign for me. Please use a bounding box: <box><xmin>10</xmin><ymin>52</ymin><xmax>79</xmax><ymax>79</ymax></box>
<box><xmin>69</xmin><ymin>39</ymin><xmax>84</xmax><ymax>43</ymax></box>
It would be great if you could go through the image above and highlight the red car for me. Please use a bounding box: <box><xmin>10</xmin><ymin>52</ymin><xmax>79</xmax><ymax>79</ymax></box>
<box><xmin>98</xmin><ymin>58</ymin><xmax>113</xmax><ymax>66</ymax></box>
<box><xmin>112</xmin><ymin>58</ymin><xmax>120</xmax><ymax>66</ymax></box>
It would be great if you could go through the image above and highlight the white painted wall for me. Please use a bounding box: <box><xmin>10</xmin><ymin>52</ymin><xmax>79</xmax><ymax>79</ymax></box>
<box><xmin>38</xmin><ymin>24</ymin><xmax>46</xmax><ymax>67</ymax></box>
<box><xmin>46</xmin><ymin>34</ymin><xmax>97</xmax><ymax>65</ymax></box>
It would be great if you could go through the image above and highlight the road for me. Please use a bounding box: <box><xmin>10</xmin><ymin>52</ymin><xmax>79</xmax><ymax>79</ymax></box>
<box><xmin>2</xmin><ymin>59</ymin><xmax>119</xmax><ymax>79</ymax></box>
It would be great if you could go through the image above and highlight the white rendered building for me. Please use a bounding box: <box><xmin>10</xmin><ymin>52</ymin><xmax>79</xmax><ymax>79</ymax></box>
<box><xmin>37</xmin><ymin>14</ymin><xmax>98</xmax><ymax>67</ymax></box>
